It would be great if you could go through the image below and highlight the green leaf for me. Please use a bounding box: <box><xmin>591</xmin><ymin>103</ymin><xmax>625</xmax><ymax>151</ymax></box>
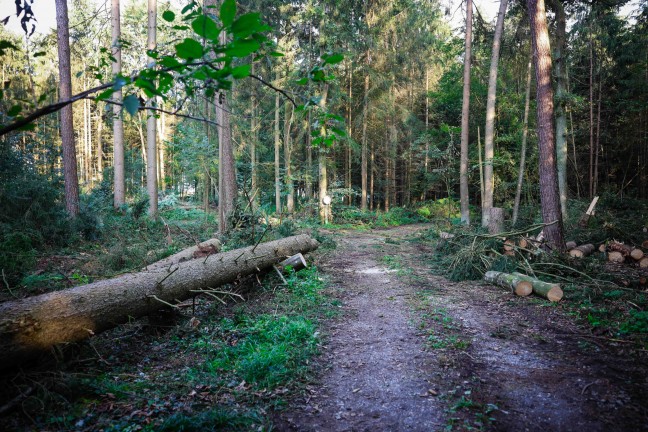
<box><xmin>75</xmin><ymin>71</ymin><xmax>84</xmax><ymax>78</ymax></box>
<box><xmin>8</xmin><ymin>105</ymin><xmax>22</xmax><ymax>117</ymax></box>
<box><xmin>225</xmin><ymin>39</ymin><xmax>260</xmax><ymax>58</ymax></box>
<box><xmin>331</xmin><ymin>127</ymin><xmax>347</xmax><ymax>137</ymax></box>
<box><xmin>162</xmin><ymin>10</ymin><xmax>175</xmax><ymax>22</ymax></box>
<box><xmin>322</xmin><ymin>53</ymin><xmax>344</xmax><ymax>65</ymax></box>
<box><xmin>18</xmin><ymin>122</ymin><xmax>36</xmax><ymax>132</ymax></box>
<box><xmin>181</xmin><ymin>2</ymin><xmax>196</xmax><ymax>14</ymax></box>
<box><xmin>295</xmin><ymin>77</ymin><xmax>308</xmax><ymax>85</ymax></box>
<box><xmin>159</xmin><ymin>56</ymin><xmax>181</xmax><ymax>69</ymax></box>
<box><xmin>123</xmin><ymin>94</ymin><xmax>140</xmax><ymax>116</ymax></box>
<box><xmin>33</xmin><ymin>51</ymin><xmax>46</xmax><ymax>57</ymax></box>
<box><xmin>231</xmin><ymin>13</ymin><xmax>261</xmax><ymax>37</ymax></box>
<box><xmin>192</xmin><ymin>15</ymin><xmax>220</xmax><ymax>40</ymax></box>
<box><xmin>173</xmin><ymin>25</ymin><xmax>190</xmax><ymax>30</ymax></box>
<box><xmin>175</xmin><ymin>38</ymin><xmax>204</xmax><ymax>59</ymax></box>
<box><xmin>96</xmin><ymin>88</ymin><xmax>115</xmax><ymax>101</ymax></box>
<box><xmin>220</xmin><ymin>0</ymin><xmax>236</xmax><ymax>27</ymax></box>
<box><xmin>269</xmin><ymin>51</ymin><xmax>284</xmax><ymax>57</ymax></box>
<box><xmin>230</xmin><ymin>64</ymin><xmax>250</xmax><ymax>79</ymax></box>
<box><xmin>0</xmin><ymin>40</ymin><xmax>19</xmax><ymax>55</ymax></box>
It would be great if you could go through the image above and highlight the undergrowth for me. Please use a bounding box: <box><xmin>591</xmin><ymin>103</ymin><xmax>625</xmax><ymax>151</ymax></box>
<box><xmin>0</xmin><ymin>266</ymin><xmax>336</xmax><ymax>431</ymax></box>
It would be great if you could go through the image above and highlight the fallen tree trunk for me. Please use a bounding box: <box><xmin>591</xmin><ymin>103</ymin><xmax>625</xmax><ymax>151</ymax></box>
<box><xmin>484</xmin><ymin>271</ymin><xmax>532</xmax><ymax>296</ymax></box>
<box><xmin>568</xmin><ymin>243</ymin><xmax>594</xmax><ymax>258</ymax></box>
<box><xmin>143</xmin><ymin>238</ymin><xmax>221</xmax><ymax>271</ymax></box>
<box><xmin>512</xmin><ymin>272</ymin><xmax>564</xmax><ymax>302</ymax></box>
<box><xmin>0</xmin><ymin>235</ymin><xmax>319</xmax><ymax>370</ymax></box>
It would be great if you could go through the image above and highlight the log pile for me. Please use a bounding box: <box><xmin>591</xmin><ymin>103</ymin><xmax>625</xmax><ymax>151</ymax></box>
<box><xmin>603</xmin><ymin>241</ymin><xmax>646</xmax><ymax>265</ymax></box>
<box><xmin>483</xmin><ymin>271</ymin><xmax>563</xmax><ymax>302</ymax></box>
<box><xmin>0</xmin><ymin>235</ymin><xmax>320</xmax><ymax>370</ymax></box>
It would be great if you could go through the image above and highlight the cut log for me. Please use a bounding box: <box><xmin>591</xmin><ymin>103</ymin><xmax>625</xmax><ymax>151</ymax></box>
<box><xmin>640</xmin><ymin>257</ymin><xmax>648</xmax><ymax>268</ymax></box>
<box><xmin>511</xmin><ymin>272</ymin><xmax>563</xmax><ymax>302</ymax></box>
<box><xmin>143</xmin><ymin>238</ymin><xmax>221</xmax><ymax>271</ymax></box>
<box><xmin>518</xmin><ymin>237</ymin><xmax>530</xmax><ymax>249</ymax></box>
<box><xmin>484</xmin><ymin>271</ymin><xmax>533</xmax><ymax>296</ymax></box>
<box><xmin>642</xmin><ymin>240</ymin><xmax>648</xmax><ymax>249</ymax></box>
<box><xmin>0</xmin><ymin>235</ymin><xmax>319</xmax><ymax>370</ymax></box>
<box><xmin>630</xmin><ymin>248</ymin><xmax>644</xmax><ymax>261</ymax></box>
<box><xmin>598</xmin><ymin>243</ymin><xmax>606</xmax><ymax>253</ymax></box>
<box><xmin>439</xmin><ymin>231</ymin><xmax>455</xmax><ymax>239</ymax></box>
<box><xmin>565</xmin><ymin>241</ymin><xmax>577</xmax><ymax>250</ymax></box>
<box><xmin>608</xmin><ymin>241</ymin><xmax>632</xmax><ymax>256</ymax></box>
<box><xmin>276</xmin><ymin>253</ymin><xmax>308</xmax><ymax>272</ymax></box>
<box><xmin>488</xmin><ymin>207</ymin><xmax>505</xmax><ymax>234</ymax></box>
<box><xmin>608</xmin><ymin>251</ymin><xmax>625</xmax><ymax>263</ymax></box>
<box><xmin>568</xmin><ymin>243</ymin><xmax>595</xmax><ymax>258</ymax></box>
<box><xmin>503</xmin><ymin>239</ymin><xmax>515</xmax><ymax>251</ymax></box>
<box><xmin>579</xmin><ymin>195</ymin><xmax>599</xmax><ymax>227</ymax></box>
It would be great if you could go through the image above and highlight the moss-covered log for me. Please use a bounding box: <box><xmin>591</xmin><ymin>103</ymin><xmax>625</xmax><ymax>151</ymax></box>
<box><xmin>512</xmin><ymin>272</ymin><xmax>563</xmax><ymax>302</ymax></box>
<box><xmin>0</xmin><ymin>235</ymin><xmax>319</xmax><ymax>370</ymax></box>
<box><xmin>484</xmin><ymin>271</ymin><xmax>533</xmax><ymax>296</ymax></box>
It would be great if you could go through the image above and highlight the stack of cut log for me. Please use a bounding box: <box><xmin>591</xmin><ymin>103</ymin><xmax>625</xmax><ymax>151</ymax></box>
<box><xmin>502</xmin><ymin>236</ymin><xmax>536</xmax><ymax>256</ymax></box>
<box><xmin>604</xmin><ymin>241</ymin><xmax>648</xmax><ymax>267</ymax></box>
<box><xmin>484</xmin><ymin>271</ymin><xmax>563</xmax><ymax>302</ymax></box>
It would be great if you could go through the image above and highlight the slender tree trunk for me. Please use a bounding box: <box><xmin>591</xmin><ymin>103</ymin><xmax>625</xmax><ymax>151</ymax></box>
<box><xmin>482</xmin><ymin>0</ymin><xmax>509</xmax><ymax>227</ymax></box>
<box><xmin>250</xmin><ymin>63</ymin><xmax>258</xmax><ymax>210</ymax></box>
<box><xmin>550</xmin><ymin>0</ymin><xmax>568</xmax><ymax>220</ymax></box>
<box><xmin>318</xmin><ymin>85</ymin><xmax>330</xmax><ymax>223</ymax></box>
<box><xmin>346</xmin><ymin>64</ymin><xmax>353</xmax><ymax>206</ymax></box>
<box><xmin>528</xmin><ymin>0</ymin><xmax>566</xmax><ymax>250</ymax></box>
<box><xmin>422</xmin><ymin>68</ymin><xmax>429</xmax><ymax>201</ymax></box>
<box><xmin>512</xmin><ymin>58</ymin><xmax>533</xmax><ymax>225</ymax></box>
<box><xmin>284</xmin><ymin>99</ymin><xmax>295</xmax><ymax>213</ymax></box>
<box><xmin>589</xmin><ymin>22</ymin><xmax>594</xmax><ymax>198</ymax></box>
<box><xmin>112</xmin><ymin>0</ymin><xmax>125</xmax><ymax>208</ymax></box>
<box><xmin>158</xmin><ymin>109</ymin><xmax>166</xmax><ymax>191</ymax></box>
<box><xmin>384</xmin><ymin>126</ymin><xmax>390</xmax><ymax>212</ymax></box>
<box><xmin>274</xmin><ymin>93</ymin><xmax>282</xmax><ymax>214</ymax></box>
<box><xmin>217</xmin><ymin>32</ymin><xmax>236</xmax><ymax>232</ymax></box>
<box><xmin>478</xmin><ymin>126</ymin><xmax>484</xmax><ymax>207</ymax></box>
<box><xmin>594</xmin><ymin>74</ymin><xmax>602</xmax><ymax>197</ymax></box>
<box><xmin>370</xmin><ymin>117</ymin><xmax>375</xmax><ymax>211</ymax></box>
<box><xmin>146</xmin><ymin>0</ymin><xmax>158</xmax><ymax>218</ymax></box>
<box><xmin>55</xmin><ymin>0</ymin><xmax>79</xmax><ymax>217</ymax></box>
<box><xmin>361</xmin><ymin>72</ymin><xmax>369</xmax><ymax>211</ymax></box>
<box><xmin>96</xmin><ymin>103</ymin><xmax>103</xmax><ymax>179</ymax></box>
<box><xmin>306</xmin><ymin>110</ymin><xmax>313</xmax><ymax>201</ymax></box>
<box><xmin>459</xmin><ymin>0</ymin><xmax>473</xmax><ymax>225</ymax></box>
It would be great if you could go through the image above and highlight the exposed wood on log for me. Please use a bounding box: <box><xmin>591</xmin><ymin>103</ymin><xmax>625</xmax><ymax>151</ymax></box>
<box><xmin>512</xmin><ymin>272</ymin><xmax>564</xmax><ymax>302</ymax></box>
<box><xmin>642</xmin><ymin>240</ymin><xmax>648</xmax><ymax>249</ymax></box>
<box><xmin>608</xmin><ymin>251</ymin><xmax>625</xmax><ymax>263</ymax></box>
<box><xmin>143</xmin><ymin>238</ymin><xmax>221</xmax><ymax>271</ymax></box>
<box><xmin>569</xmin><ymin>243</ymin><xmax>594</xmax><ymax>258</ymax></box>
<box><xmin>630</xmin><ymin>248</ymin><xmax>644</xmax><ymax>261</ymax></box>
<box><xmin>579</xmin><ymin>195</ymin><xmax>599</xmax><ymax>226</ymax></box>
<box><xmin>0</xmin><ymin>235</ymin><xmax>319</xmax><ymax>370</ymax></box>
<box><xmin>608</xmin><ymin>241</ymin><xmax>632</xmax><ymax>256</ymax></box>
<box><xmin>484</xmin><ymin>271</ymin><xmax>533</xmax><ymax>296</ymax></box>
<box><xmin>518</xmin><ymin>237</ymin><xmax>530</xmax><ymax>249</ymax></box>
<box><xmin>565</xmin><ymin>241</ymin><xmax>577</xmax><ymax>250</ymax></box>
<box><xmin>640</xmin><ymin>257</ymin><xmax>648</xmax><ymax>268</ymax></box>
<box><xmin>598</xmin><ymin>243</ymin><xmax>606</xmax><ymax>253</ymax></box>
<box><xmin>439</xmin><ymin>232</ymin><xmax>455</xmax><ymax>239</ymax></box>
<box><xmin>276</xmin><ymin>253</ymin><xmax>308</xmax><ymax>272</ymax></box>
<box><xmin>503</xmin><ymin>239</ymin><xmax>515</xmax><ymax>251</ymax></box>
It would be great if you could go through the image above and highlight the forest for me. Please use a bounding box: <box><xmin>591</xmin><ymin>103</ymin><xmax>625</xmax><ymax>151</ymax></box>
<box><xmin>1</xmin><ymin>0</ymin><xmax>648</xmax><ymax>430</ymax></box>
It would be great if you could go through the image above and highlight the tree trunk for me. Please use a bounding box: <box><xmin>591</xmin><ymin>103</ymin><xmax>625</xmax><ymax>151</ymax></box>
<box><xmin>482</xmin><ymin>0</ymin><xmax>509</xmax><ymax>227</ymax></box>
<box><xmin>284</xmin><ymin>99</ymin><xmax>295</xmax><ymax>213</ymax></box>
<box><xmin>146</xmin><ymin>0</ymin><xmax>158</xmax><ymax>218</ymax></box>
<box><xmin>512</xmin><ymin>272</ymin><xmax>563</xmax><ymax>301</ymax></box>
<box><xmin>144</xmin><ymin>238</ymin><xmax>221</xmax><ymax>271</ymax></box>
<box><xmin>478</xmin><ymin>126</ymin><xmax>484</xmax><ymax>208</ymax></box>
<box><xmin>512</xmin><ymin>57</ymin><xmax>533</xmax><ymax>225</ymax></box>
<box><xmin>274</xmin><ymin>93</ymin><xmax>282</xmax><ymax>214</ymax></box>
<box><xmin>346</xmin><ymin>63</ymin><xmax>353</xmax><ymax>206</ymax></box>
<box><xmin>484</xmin><ymin>271</ymin><xmax>533</xmax><ymax>296</ymax></box>
<box><xmin>527</xmin><ymin>0</ymin><xmax>566</xmax><ymax>251</ymax></box>
<box><xmin>0</xmin><ymin>235</ymin><xmax>319</xmax><ymax>370</ymax></box>
<box><xmin>589</xmin><ymin>21</ymin><xmax>595</xmax><ymax>198</ymax></box>
<box><xmin>96</xmin><ymin>102</ymin><xmax>103</xmax><ymax>180</ymax></box>
<box><xmin>361</xmin><ymin>72</ymin><xmax>369</xmax><ymax>211</ymax></box>
<box><xmin>550</xmin><ymin>0</ymin><xmax>568</xmax><ymax>220</ymax></box>
<box><xmin>55</xmin><ymin>0</ymin><xmax>80</xmax><ymax>217</ymax></box>
<box><xmin>318</xmin><ymin>85</ymin><xmax>330</xmax><ymax>224</ymax></box>
<box><xmin>488</xmin><ymin>207</ymin><xmax>505</xmax><ymax>234</ymax></box>
<box><xmin>459</xmin><ymin>0</ymin><xmax>473</xmax><ymax>225</ymax></box>
<box><xmin>250</xmin><ymin>63</ymin><xmax>258</xmax><ymax>210</ymax></box>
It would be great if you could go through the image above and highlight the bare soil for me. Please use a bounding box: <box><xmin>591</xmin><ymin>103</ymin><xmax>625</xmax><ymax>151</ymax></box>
<box><xmin>275</xmin><ymin>224</ymin><xmax>648</xmax><ymax>431</ymax></box>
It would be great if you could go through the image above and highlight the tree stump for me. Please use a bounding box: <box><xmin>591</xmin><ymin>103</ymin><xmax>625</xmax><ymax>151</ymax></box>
<box><xmin>488</xmin><ymin>207</ymin><xmax>505</xmax><ymax>234</ymax></box>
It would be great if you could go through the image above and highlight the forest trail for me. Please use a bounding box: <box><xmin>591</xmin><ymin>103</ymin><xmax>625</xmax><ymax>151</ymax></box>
<box><xmin>275</xmin><ymin>224</ymin><xmax>648</xmax><ymax>431</ymax></box>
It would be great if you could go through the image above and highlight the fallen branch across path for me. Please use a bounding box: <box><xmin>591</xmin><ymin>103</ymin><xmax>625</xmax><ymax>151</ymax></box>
<box><xmin>0</xmin><ymin>235</ymin><xmax>319</xmax><ymax>370</ymax></box>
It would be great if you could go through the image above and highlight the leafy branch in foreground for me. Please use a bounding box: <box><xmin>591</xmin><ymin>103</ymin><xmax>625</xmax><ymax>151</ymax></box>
<box><xmin>0</xmin><ymin>0</ymin><xmax>346</xmax><ymax>145</ymax></box>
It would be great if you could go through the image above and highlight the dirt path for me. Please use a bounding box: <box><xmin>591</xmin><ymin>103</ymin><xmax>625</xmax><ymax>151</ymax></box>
<box><xmin>276</xmin><ymin>225</ymin><xmax>648</xmax><ymax>431</ymax></box>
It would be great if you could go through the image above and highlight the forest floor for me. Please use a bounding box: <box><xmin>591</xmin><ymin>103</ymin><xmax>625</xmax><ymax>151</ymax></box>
<box><xmin>274</xmin><ymin>224</ymin><xmax>648</xmax><ymax>431</ymax></box>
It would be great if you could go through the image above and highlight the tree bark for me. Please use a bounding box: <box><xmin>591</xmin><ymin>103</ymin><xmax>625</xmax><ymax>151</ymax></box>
<box><xmin>512</xmin><ymin>272</ymin><xmax>563</xmax><ymax>301</ymax></box>
<box><xmin>361</xmin><ymin>72</ymin><xmax>369</xmax><ymax>211</ymax></box>
<box><xmin>527</xmin><ymin>0</ymin><xmax>566</xmax><ymax>251</ymax></box>
<box><xmin>484</xmin><ymin>271</ymin><xmax>533</xmax><ymax>296</ymax></box>
<box><xmin>488</xmin><ymin>207</ymin><xmax>505</xmax><ymax>234</ymax></box>
<box><xmin>250</xmin><ymin>62</ymin><xmax>258</xmax><ymax>210</ymax></box>
<box><xmin>274</xmin><ymin>92</ymin><xmax>282</xmax><ymax>214</ymax></box>
<box><xmin>318</xmin><ymin>85</ymin><xmax>330</xmax><ymax>223</ymax></box>
<box><xmin>482</xmin><ymin>0</ymin><xmax>509</xmax><ymax>227</ymax></box>
<box><xmin>568</xmin><ymin>243</ymin><xmax>594</xmax><ymax>258</ymax></box>
<box><xmin>284</xmin><ymin>99</ymin><xmax>295</xmax><ymax>213</ymax></box>
<box><xmin>146</xmin><ymin>0</ymin><xmax>158</xmax><ymax>218</ymax></box>
<box><xmin>459</xmin><ymin>0</ymin><xmax>473</xmax><ymax>225</ymax></box>
<box><xmin>0</xmin><ymin>235</ymin><xmax>319</xmax><ymax>370</ymax></box>
<box><xmin>55</xmin><ymin>0</ymin><xmax>80</xmax><ymax>217</ymax></box>
<box><xmin>549</xmin><ymin>0</ymin><xmax>568</xmax><ymax>220</ymax></box>
<box><xmin>512</xmin><ymin>57</ymin><xmax>533</xmax><ymax>225</ymax></box>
